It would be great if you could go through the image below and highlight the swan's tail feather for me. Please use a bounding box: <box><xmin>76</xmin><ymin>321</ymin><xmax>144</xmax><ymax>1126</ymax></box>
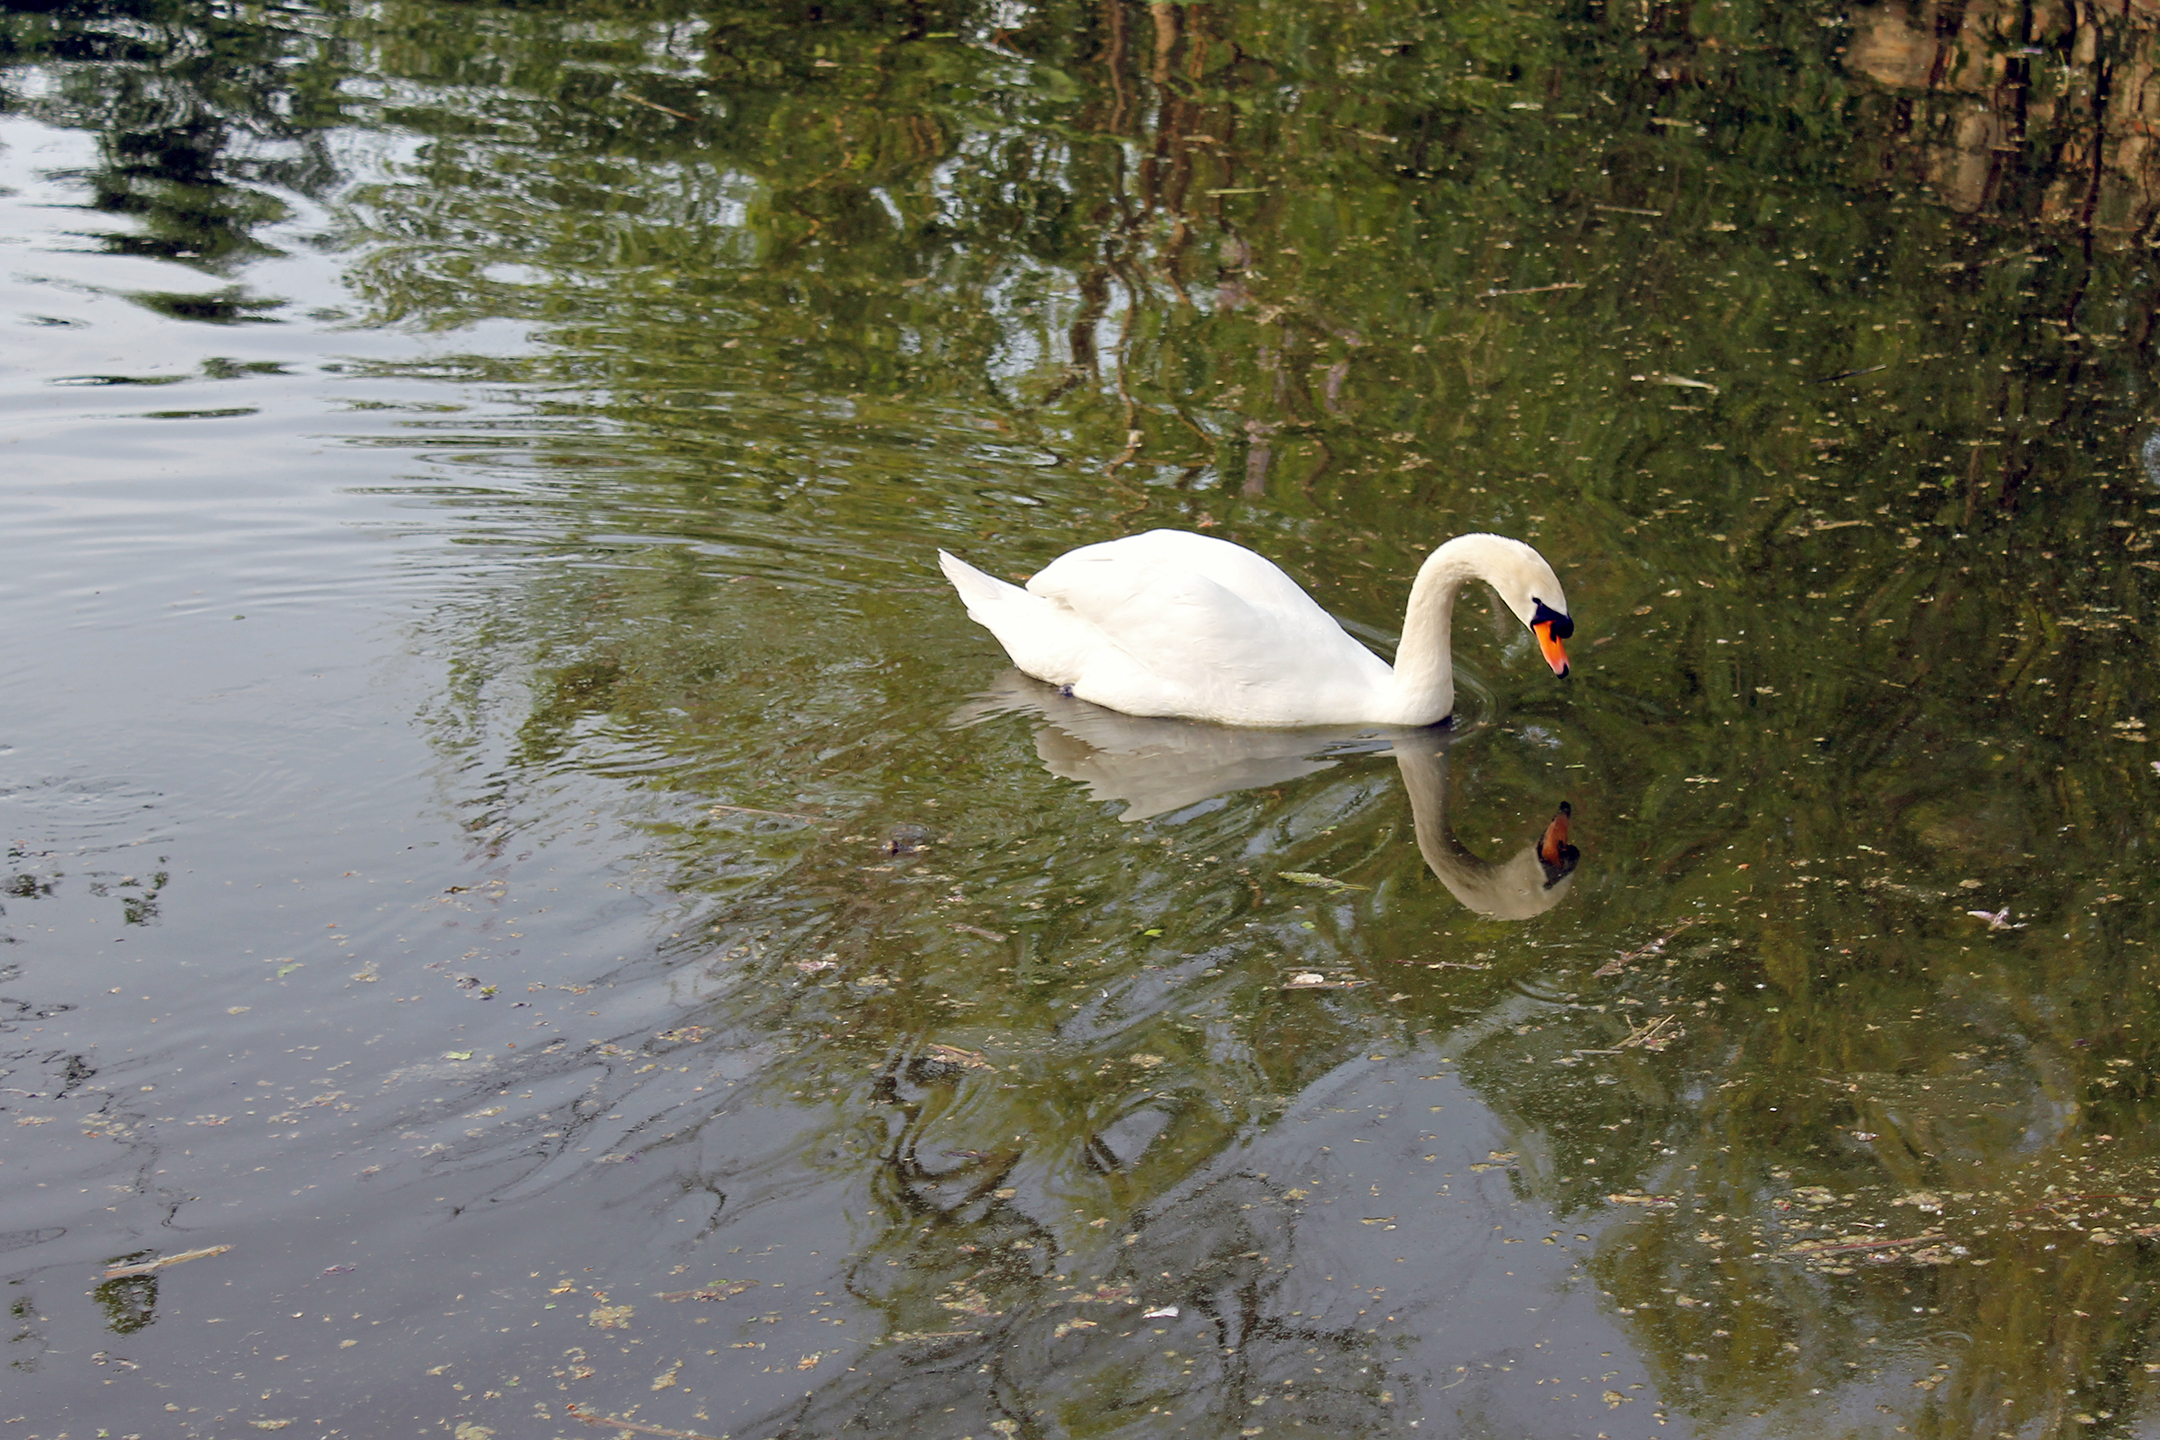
<box><xmin>939</xmin><ymin>549</ymin><xmax>1028</xmax><ymax>616</ymax></box>
<box><xmin>939</xmin><ymin>549</ymin><xmax>1089</xmax><ymax>685</ymax></box>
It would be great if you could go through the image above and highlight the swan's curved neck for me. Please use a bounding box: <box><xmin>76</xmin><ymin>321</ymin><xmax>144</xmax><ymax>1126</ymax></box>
<box><xmin>1386</xmin><ymin>535</ymin><xmax>1510</xmax><ymax>726</ymax></box>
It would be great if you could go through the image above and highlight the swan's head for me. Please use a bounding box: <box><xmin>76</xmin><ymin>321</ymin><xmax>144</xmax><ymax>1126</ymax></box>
<box><xmin>1470</xmin><ymin>536</ymin><xmax>1573</xmax><ymax>678</ymax></box>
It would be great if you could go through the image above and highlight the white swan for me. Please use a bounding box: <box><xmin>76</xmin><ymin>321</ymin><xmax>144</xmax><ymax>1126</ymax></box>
<box><xmin>938</xmin><ymin>530</ymin><xmax>1573</xmax><ymax>727</ymax></box>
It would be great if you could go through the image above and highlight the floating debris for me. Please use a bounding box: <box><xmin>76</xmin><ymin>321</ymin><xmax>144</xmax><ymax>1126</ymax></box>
<box><xmin>101</xmin><ymin>1244</ymin><xmax>230</xmax><ymax>1280</ymax></box>
<box><xmin>923</xmin><ymin>1043</ymin><xmax>993</xmax><ymax>1070</ymax></box>
<box><xmin>1785</xmin><ymin>1232</ymin><xmax>1947</xmax><ymax>1259</ymax></box>
<box><xmin>1279</xmin><ymin>871</ymin><xmax>1370</xmax><ymax>893</ymax></box>
<box><xmin>1963</xmin><ymin>907</ymin><xmax>2024</xmax><ymax>931</ymax></box>
<box><xmin>1617</xmin><ymin>1014</ymin><xmax>1683</xmax><ymax>1051</ymax></box>
<box><xmin>1637</xmin><ymin>371</ymin><xmax>1719</xmax><ymax>394</ymax></box>
<box><xmin>1283</xmin><ymin>972</ymin><xmax>1363</xmax><ymax>990</ymax></box>
<box><xmin>1597</xmin><ymin>921</ymin><xmax>1700</xmax><ymax>978</ymax></box>
<box><xmin>655</xmin><ymin>1279</ymin><xmax>757</xmax><ymax>1303</ymax></box>
<box><xmin>885</xmin><ymin>822</ymin><xmax>935</xmax><ymax>856</ymax></box>
<box><xmin>565</xmin><ymin>1402</ymin><xmax>723</xmax><ymax>1439</ymax></box>
<box><xmin>710</xmin><ymin>802</ymin><xmax>823</xmax><ymax>824</ymax></box>
<box><xmin>654</xmin><ymin>1024</ymin><xmax>710</xmax><ymax>1044</ymax></box>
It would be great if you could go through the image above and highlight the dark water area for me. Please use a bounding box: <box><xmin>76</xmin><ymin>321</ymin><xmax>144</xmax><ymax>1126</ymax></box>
<box><xmin>5</xmin><ymin>1</ymin><xmax>2160</xmax><ymax>1435</ymax></box>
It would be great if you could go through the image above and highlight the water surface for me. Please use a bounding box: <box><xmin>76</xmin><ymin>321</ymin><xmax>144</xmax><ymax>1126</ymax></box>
<box><xmin>4</xmin><ymin>2</ymin><xmax>2160</xmax><ymax>1436</ymax></box>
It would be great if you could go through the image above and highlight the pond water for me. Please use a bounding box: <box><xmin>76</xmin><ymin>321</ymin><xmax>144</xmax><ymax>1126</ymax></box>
<box><xmin>5</xmin><ymin>1</ymin><xmax>2160</xmax><ymax>1436</ymax></box>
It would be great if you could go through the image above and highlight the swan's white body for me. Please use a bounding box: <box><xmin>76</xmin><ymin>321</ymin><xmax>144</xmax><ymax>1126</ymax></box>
<box><xmin>939</xmin><ymin>529</ymin><xmax>1571</xmax><ymax>728</ymax></box>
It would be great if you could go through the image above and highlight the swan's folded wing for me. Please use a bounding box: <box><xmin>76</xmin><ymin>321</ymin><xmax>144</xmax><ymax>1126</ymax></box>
<box><xmin>1033</xmin><ymin>530</ymin><xmax>1341</xmax><ymax>636</ymax></box>
<box><xmin>1024</xmin><ymin>550</ymin><xmax>1310</xmax><ymax>689</ymax></box>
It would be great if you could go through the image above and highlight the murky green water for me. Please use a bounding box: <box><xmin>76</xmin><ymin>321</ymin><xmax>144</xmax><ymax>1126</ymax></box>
<box><xmin>6</xmin><ymin>1</ymin><xmax>2160</xmax><ymax>1435</ymax></box>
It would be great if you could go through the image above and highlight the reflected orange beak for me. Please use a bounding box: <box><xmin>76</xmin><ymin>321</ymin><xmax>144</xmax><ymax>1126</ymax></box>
<box><xmin>1533</xmin><ymin>620</ymin><xmax>1570</xmax><ymax>677</ymax></box>
<box><xmin>1538</xmin><ymin>803</ymin><xmax>1572</xmax><ymax>867</ymax></box>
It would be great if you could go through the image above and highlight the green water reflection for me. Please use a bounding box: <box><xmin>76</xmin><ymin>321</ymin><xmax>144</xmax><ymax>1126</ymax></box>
<box><xmin>13</xmin><ymin>0</ymin><xmax>2160</xmax><ymax>1432</ymax></box>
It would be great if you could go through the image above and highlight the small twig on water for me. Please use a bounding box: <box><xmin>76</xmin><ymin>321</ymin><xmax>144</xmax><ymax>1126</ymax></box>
<box><xmin>1478</xmin><ymin>281</ymin><xmax>1586</xmax><ymax>299</ymax></box>
<box><xmin>102</xmin><ymin>1245</ymin><xmax>231</xmax><ymax>1280</ymax></box>
<box><xmin>622</xmin><ymin>93</ymin><xmax>696</xmax><ymax>121</ymax></box>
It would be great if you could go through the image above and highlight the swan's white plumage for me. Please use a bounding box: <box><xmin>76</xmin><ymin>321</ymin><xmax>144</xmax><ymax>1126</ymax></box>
<box><xmin>939</xmin><ymin>528</ymin><xmax>1569</xmax><ymax>728</ymax></box>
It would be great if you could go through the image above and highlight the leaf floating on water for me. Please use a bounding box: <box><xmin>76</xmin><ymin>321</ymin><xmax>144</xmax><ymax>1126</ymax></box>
<box><xmin>1279</xmin><ymin>871</ymin><xmax>1370</xmax><ymax>893</ymax></box>
<box><xmin>654</xmin><ymin>1025</ymin><xmax>710</xmax><ymax>1044</ymax></box>
<box><xmin>443</xmin><ymin>1051</ymin><xmax>473</xmax><ymax>1061</ymax></box>
<box><xmin>101</xmin><ymin>1244</ymin><xmax>231</xmax><ymax>1280</ymax></box>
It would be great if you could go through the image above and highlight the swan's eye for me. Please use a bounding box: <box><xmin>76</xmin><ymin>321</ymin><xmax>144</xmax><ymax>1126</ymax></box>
<box><xmin>1531</xmin><ymin>598</ymin><xmax>1572</xmax><ymax>639</ymax></box>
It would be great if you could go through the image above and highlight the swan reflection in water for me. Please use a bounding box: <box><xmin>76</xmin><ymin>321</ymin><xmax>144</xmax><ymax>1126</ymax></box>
<box><xmin>955</xmin><ymin>671</ymin><xmax>1579</xmax><ymax>920</ymax></box>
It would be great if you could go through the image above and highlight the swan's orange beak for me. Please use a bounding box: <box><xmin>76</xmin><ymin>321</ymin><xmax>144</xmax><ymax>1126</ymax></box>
<box><xmin>1533</xmin><ymin>619</ymin><xmax>1570</xmax><ymax>677</ymax></box>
